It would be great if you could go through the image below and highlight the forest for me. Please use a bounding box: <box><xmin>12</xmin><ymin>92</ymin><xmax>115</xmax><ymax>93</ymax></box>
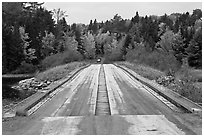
<box><xmin>2</xmin><ymin>2</ymin><xmax>202</xmax><ymax>75</ymax></box>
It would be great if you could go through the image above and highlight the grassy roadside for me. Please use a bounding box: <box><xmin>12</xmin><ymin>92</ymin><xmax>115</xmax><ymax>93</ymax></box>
<box><xmin>117</xmin><ymin>61</ymin><xmax>166</xmax><ymax>80</ymax></box>
<box><xmin>35</xmin><ymin>61</ymin><xmax>89</xmax><ymax>82</ymax></box>
<box><xmin>117</xmin><ymin>61</ymin><xmax>202</xmax><ymax>103</ymax></box>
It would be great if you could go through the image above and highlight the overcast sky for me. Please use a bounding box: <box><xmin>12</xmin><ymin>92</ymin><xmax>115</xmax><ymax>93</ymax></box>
<box><xmin>43</xmin><ymin>2</ymin><xmax>202</xmax><ymax>24</ymax></box>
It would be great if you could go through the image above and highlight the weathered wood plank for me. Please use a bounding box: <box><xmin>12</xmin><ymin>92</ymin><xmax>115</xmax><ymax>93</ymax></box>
<box><xmin>41</xmin><ymin>115</ymin><xmax>185</xmax><ymax>135</ymax></box>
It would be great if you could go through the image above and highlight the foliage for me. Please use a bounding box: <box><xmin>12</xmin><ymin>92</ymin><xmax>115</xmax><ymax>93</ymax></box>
<box><xmin>92</xmin><ymin>19</ymin><xmax>99</xmax><ymax>34</ymax></box>
<box><xmin>63</xmin><ymin>34</ymin><xmax>78</xmax><ymax>51</ymax></box>
<box><xmin>159</xmin><ymin>14</ymin><xmax>173</xmax><ymax>30</ymax></box>
<box><xmin>174</xmin><ymin>80</ymin><xmax>202</xmax><ymax>103</ymax></box>
<box><xmin>83</xmin><ymin>32</ymin><xmax>96</xmax><ymax>59</ymax></box>
<box><xmin>95</xmin><ymin>30</ymin><xmax>112</xmax><ymax>55</ymax></box>
<box><xmin>19</xmin><ymin>26</ymin><xmax>37</xmax><ymax>63</ymax></box>
<box><xmin>126</xmin><ymin>45</ymin><xmax>181</xmax><ymax>73</ymax></box>
<box><xmin>74</xmin><ymin>24</ymin><xmax>86</xmax><ymax>58</ymax></box>
<box><xmin>131</xmin><ymin>11</ymin><xmax>140</xmax><ymax>24</ymax></box>
<box><xmin>105</xmin><ymin>42</ymin><xmax>123</xmax><ymax>62</ymax></box>
<box><xmin>186</xmin><ymin>19</ymin><xmax>202</xmax><ymax>68</ymax></box>
<box><xmin>2</xmin><ymin>2</ymin><xmax>202</xmax><ymax>74</ymax></box>
<box><xmin>2</xmin><ymin>2</ymin><xmax>24</xmax><ymax>72</ymax></box>
<box><xmin>171</xmin><ymin>65</ymin><xmax>202</xmax><ymax>103</ymax></box>
<box><xmin>104</xmin><ymin>34</ymin><xmax>132</xmax><ymax>62</ymax></box>
<box><xmin>24</xmin><ymin>7</ymin><xmax>55</xmax><ymax>61</ymax></box>
<box><xmin>157</xmin><ymin>30</ymin><xmax>175</xmax><ymax>53</ymax></box>
<box><xmin>41</xmin><ymin>31</ymin><xmax>56</xmax><ymax>58</ymax></box>
<box><xmin>128</xmin><ymin>23</ymin><xmax>141</xmax><ymax>43</ymax></box>
<box><xmin>52</xmin><ymin>8</ymin><xmax>68</xmax><ymax>24</ymax></box>
<box><xmin>171</xmin><ymin>31</ymin><xmax>186</xmax><ymax>63</ymax></box>
<box><xmin>11</xmin><ymin>61</ymin><xmax>37</xmax><ymax>74</ymax></box>
<box><xmin>140</xmin><ymin>16</ymin><xmax>159</xmax><ymax>51</ymax></box>
<box><xmin>54</xmin><ymin>17</ymin><xmax>70</xmax><ymax>52</ymax></box>
<box><xmin>40</xmin><ymin>50</ymin><xmax>83</xmax><ymax>70</ymax></box>
<box><xmin>102</xmin><ymin>14</ymin><xmax>131</xmax><ymax>33</ymax></box>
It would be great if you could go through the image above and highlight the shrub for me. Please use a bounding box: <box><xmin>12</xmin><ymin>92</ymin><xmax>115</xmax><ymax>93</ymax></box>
<box><xmin>11</xmin><ymin>61</ymin><xmax>37</xmax><ymax>74</ymax></box>
<box><xmin>104</xmin><ymin>35</ymin><xmax>126</xmax><ymax>63</ymax></box>
<box><xmin>41</xmin><ymin>31</ymin><xmax>55</xmax><ymax>58</ymax></box>
<box><xmin>104</xmin><ymin>49</ymin><xmax>123</xmax><ymax>63</ymax></box>
<box><xmin>41</xmin><ymin>50</ymin><xmax>83</xmax><ymax>70</ymax></box>
<box><xmin>173</xmin><ymin>69</ymin><xmax>202</xmax><ymax>103</ymax></box>
<box><xmin>168</xmin><ymin>65</ymin><xmax>202</xmax><ymax>103</ymax></box>
<box><xmin>126</xmin><ymin>45</ymin><xmax>181</xmax><ymax>73</ymax></box>
<box><xmin>175</xmin><ymin>64</ymin><xmax>202</xmax><ymax>82</ymax></box>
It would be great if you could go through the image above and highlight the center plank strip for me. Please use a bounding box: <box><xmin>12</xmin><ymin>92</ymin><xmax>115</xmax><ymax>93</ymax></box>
<box><xmin>95</xmin><ymin>65</ymin><xmax>111</xmax><ymax>115</ymax></box>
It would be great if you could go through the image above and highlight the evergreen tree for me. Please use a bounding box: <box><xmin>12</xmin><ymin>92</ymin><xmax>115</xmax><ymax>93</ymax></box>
<box><xmin>131</xmin><ymin>11</ymin><xmax>139</xmax><ymax>24</ymax></box>
<box><xmin>24</xmin><ymin>7</ymin><xmax>55</xmax><ymax>61</ymax></box>
<box><xmin>88</xmin><ymin>20</ymin><xmax>93</xmax><ymax>31</ymax></box>
<box><xmin>140</xmin><ymin>16</ymin><xmax>159</xmax><ymax>51</ymax></box>
<box><xmin>186</xmin><ymin>20</ymin><xmax>202</xmax><ymax>68</ymax></box>
<box><xmin>128</xmin><ymin>23</ymin><xmax>141</xmax><ymax>44</ymax></box>
<box><xmin>2</xmin><ymin>2</ymin><xmax>24</xmax><ymax>72</ymax></box>
<box><xmin>92</xmin><ymin>19</ymin><xmax>98</xmax><ymax>34</ymax></box>
<box><xmin>71</xmin><ymin>23</ymin><xmax>77</xmax><ymax>32</ymax></box>
<box><xmin>172</xmin><ymin>31</ymin><xmax>186</xmax><ymax>63</ymax></box>
<box><xmin>54</xmin><ymin>17</ymin><xmax>69</xmax><ymax>53</ymax></box>
<box><xmin>190</xmin><ymin>9</ymin><xmax>202</xmax><ymax>26</ymax></box>
<box><xmin>159</xmin><ymin>13</ymin><xmax>173</xmax><ymax>30</ymax></box>
<box><xmin>75</xmin><ymin>25</ymin><xmax>86</xmax><ymax>58</ymax></box>
<box><xmin>173</xmin><ymin>17</ymin><xmax>180</xmax><ymax>33</ymax></box>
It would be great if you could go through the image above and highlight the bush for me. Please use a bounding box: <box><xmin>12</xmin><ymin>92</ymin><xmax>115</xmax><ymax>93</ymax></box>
<box><xmin>126</xmin><ymin>45</ymin><xmax>181</xmax><ymax>73</ymax></box>
<box><xmin>11</xmin><ymin>61</ymin><xmax>37</xmax><ymax>74</ymax></box>
<box><xmin>175</xmin><ymin>65</ymin><xmax>202</xmax><ymax>82</ymax></box>
<box><xmin>41</xmin><ymin>50</ymin><xmax>83</xmax><ymax>70</ymax></box>
<box><xmin>172</xmin><ymin>67</ymin><xmax>202</xmax><ymax>103</ymax></box>
<box><xmin>178</xmin><ymin>81</ymin><xmax>201</xmax><ymax>103</ymax></box>
<box><xmin>104</xmin><ymin>50</ymin><xmax>123</xmax><ymax>63</ymax></box>
<box><xmin>104</xmin><ymin>35</ymin><xmax>126</xmax><ymax>63</ymax></box>
<box><xmin>167</xmin><ymin>65</ymin><xmax>202</xmax><ymax>103</ymax></box>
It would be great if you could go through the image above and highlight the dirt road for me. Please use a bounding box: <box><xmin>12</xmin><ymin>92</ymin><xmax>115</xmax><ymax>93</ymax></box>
<box><xmin>2</xmin><ymin>64</ymin><xmax>202</xmax><ymax>135</ymax></box>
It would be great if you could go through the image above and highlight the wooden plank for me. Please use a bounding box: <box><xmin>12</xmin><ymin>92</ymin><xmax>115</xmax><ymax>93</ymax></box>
<box><xmin>89</xmin><ymin>65</ymin><xmax>101</xmax><ymax>115</ymax></box>
<box><xmin>51</xmin><ymin>66</ymin><xmax>93</xmax><ymax>117</ymax></box>
<box><xmin>103</xmin><ymin>64</ymin><xmax>119</xmax><ymax>115</ymax></box>
<box><xmin>95</xmin><ymin>65</ymin><xmax>110</xmax><ymax>115</ymax></box>
<box><xmin>41</xmin><ymin>115</ymin><xmax>185</xmax><ymax>135</ymax></box>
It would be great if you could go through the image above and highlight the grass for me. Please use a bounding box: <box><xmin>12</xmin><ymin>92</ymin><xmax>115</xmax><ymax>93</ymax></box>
<box><xmin>172</xmin><ymin>66</ymin><xmax>202</xmax><ymax>103</ymax></box>
<box><xmin>118</xmin><ymin>61</ymin><xmax>202</xmax><ymax>103</ymax></box>
<box><xmin>36</xmin><ymin>61</ymin><xmax>88</xmax><ymax>82</ymax></box>
<box><xmin>123</xmin><ymin>45</ymin><xmax>201</xmax><ymax>103</ymax></box>
<box><xmin>117</xmin><ymin>61</ymin><xmax>165</xmax><ymax>80</ymax></box>
<box><xmin>175</xmin><ymin>68</ymin><xmax>202</xmax><ymax>82</ymax></box>
<box><xmin>168</xmin><ymin>80</ymin><xmax>202</xmax><ymax>103</ymax></box>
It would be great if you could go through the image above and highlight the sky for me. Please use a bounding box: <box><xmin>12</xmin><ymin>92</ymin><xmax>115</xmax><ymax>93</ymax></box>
<box><xmin>43</xmin><ymin>2</ymin><xmax>202</xmax><ymax>25</ymax></box>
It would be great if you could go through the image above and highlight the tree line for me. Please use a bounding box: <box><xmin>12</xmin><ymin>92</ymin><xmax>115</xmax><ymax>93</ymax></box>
<box><xmin>2</xmin><ymin>2</ymin><xmax>202</xmax><ymax>74</ymax></box>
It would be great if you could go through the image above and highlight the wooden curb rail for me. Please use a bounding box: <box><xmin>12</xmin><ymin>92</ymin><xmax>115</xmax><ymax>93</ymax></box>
<box><xmin>114</xmin><ymin>64</ymin><xmax>202</xmax><ymax>117</ymax></box>
<box><xmin>15</xmin><ymin>64</ymin><xmax>91</xmax><ymax>116</ymax></box>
